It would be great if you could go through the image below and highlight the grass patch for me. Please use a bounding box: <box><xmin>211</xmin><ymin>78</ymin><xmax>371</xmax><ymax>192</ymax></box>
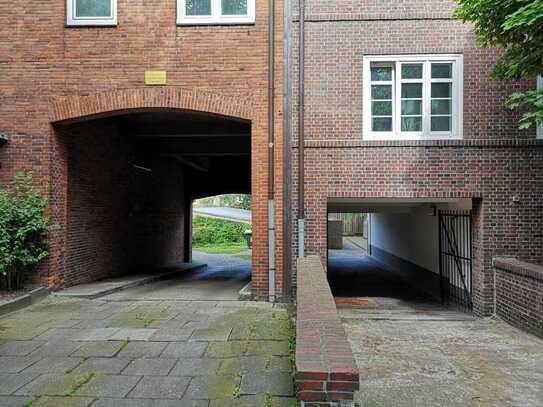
<box><xmin>193</xmin><ymin>242</ymin><xmax>248</xmax><ymax>255</ymax></box>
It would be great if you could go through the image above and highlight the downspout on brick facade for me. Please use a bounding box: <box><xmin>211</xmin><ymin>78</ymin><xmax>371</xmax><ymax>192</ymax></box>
<box><xmin>268</xmin><ymin>0</ymin><xmax>277</xmax><ymax>302</ymax></box>
<box><xmin>297</xmin><ymin>0</ymin><xmax>305</xmax><ymax>258</ymax></box>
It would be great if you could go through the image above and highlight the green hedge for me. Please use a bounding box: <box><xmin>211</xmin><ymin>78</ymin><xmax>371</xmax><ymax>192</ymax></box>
<box><xmin>192</xmin><ymin>215</ymin><xmax>249</xmax><ymax>246</ymax></box>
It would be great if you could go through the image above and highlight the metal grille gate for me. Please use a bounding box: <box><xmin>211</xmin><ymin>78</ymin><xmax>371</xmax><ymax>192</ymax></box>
<box><xmin>439</xmin><ymin>210</ymin><xmax>473</xmax><ymax>312</ymax></box>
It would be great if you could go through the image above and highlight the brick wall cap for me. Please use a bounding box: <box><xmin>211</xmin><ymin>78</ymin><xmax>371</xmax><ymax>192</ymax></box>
<box><xmin>493</xmin><ymin>257</ymin><xmax>543</xmax><ymax>282</ymax></box>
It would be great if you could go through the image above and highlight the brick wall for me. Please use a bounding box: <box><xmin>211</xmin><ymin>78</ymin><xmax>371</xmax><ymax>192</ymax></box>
<box><xmin>53</xmin><ymin>120</ymin><xmax>187</xmax><ymax>287</ymax></box>
<box><xmin>288</xmin><ymin>1</ymin><xmax>543</xmax><ymax>315</ymax></box>
<box><xmin>493</xmin><ymin>258</ymin><xmax>543</xmax><ymax>338</ymax></box>
<box><xmin>296</xmin><ymin>256</ymin><xmax>359</xmax><ymax>405</ymax></box>
<box><xmin>0</xmin><ymin>0</ymin><xmax>285</xmax><ymax>298</ymax></box>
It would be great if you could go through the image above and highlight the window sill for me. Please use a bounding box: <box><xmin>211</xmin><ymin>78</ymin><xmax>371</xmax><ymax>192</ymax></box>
<box><xmin>364</xmin><ymin>134</ymin><xmax>463</xmax><ymax>142</ymax></box>
<box><xmin>66</xmin><ymin>19</ymin><xmax>117</xmax><ymax>27</ymax></box>
<box><xmin>176</xmin><ymin>20</ymin><xmax>255</xmax><ymax>26</ymax></box>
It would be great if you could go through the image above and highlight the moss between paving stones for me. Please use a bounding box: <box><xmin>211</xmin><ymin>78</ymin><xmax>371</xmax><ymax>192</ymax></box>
<box><xmin>106</xmin><ymin>306</ymin><xmax>174</xmax><ymax>328</ymax></box>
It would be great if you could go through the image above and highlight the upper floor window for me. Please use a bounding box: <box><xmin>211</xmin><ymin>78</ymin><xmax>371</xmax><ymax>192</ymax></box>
<box><xmin>177</xmin><ymin>0</ymin><xmax>255</xmax><ymax>25</ymax></box>
<box><xmin>363</xmin><ymin>54</ymin><xmax>463</xmax><ymax>141</ymax></box>
<box><xmin>67</xmin><ymin>0</ymin><xmax>117</xmax><ymax>26</ymax></box>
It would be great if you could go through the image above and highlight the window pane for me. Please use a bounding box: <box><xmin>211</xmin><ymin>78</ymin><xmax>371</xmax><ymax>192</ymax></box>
<box><xmin>401</xmin><ymin>83</ymin><xmax>422</xmax><ymax>99</ymax></box>
<box><xmin>431</xmin><ymin>83</ymin><xmax>451</xmax><ymax>98</ymax></box>
<box><xmin>431</xmin><ymin>116</ymin><xmax>452</xmax><ymax>131</ymax></box>
<box><xmin>76</xmin><ymin>0</ymin><xmax>111</xmax><ymax>17</ymax></box>
<box><xmin>222</xmin><ymin>0</ymin><xmax>248</xmax><ymax>15</ymax></box>
<box><xmin>402</xmin><ymin>64</ymin><xmax>423</xmax><ymax>79</ymax></box>
<box><xmin>432</xmin><ymin>63</ymin><xmax>452</xmax><ymax>79</ymax></box>
<box><xmin>373</xmin><ymin>118</ymin><xmax>392</xmax><ymax>132</ymax></box>
<box><xmin>431</xmin><ymin>100</ymin><xmax>451</xmax><ymax>115</ymax></box>
<box><xmin>401</xmin><ymin>117</ymin><xmax>422</xmax><ymax>132</ymax></box>
<box><xmin>372</xmin><ymin>101</ymin><xmax>392</xmax><ymax>116</ymax></box>
<box><xmin>401</xmin><ymin>100</ymin><xmax>422</xmax><ymax>115</ymax></box>
<box><xmin>371</xmin><ymin>66</ymin><xmax>393</xmax><ymax>82</ymax></box>
<box><xmin>186</xmin><ymin>0</ymin><xmax>212</xmax><ymax>16</ymax></box>
<box><xmin>371</xmin><ymin>85</ymin><xmax>392</xmax><ymax>100</ymax></box>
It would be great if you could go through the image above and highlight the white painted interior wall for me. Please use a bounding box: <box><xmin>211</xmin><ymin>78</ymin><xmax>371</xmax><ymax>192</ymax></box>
<box><xmin>370</xmin><ymin>210</ymin><xmax>440</xmax><ymax>274</ymax></box>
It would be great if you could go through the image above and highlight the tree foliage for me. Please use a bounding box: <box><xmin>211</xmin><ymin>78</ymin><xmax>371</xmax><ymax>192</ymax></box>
<box><xmin>0</xmin><ymin>172</ymin><xmax>53</xmax><ymax>291</ymax></box>
<box><xmin>455</xmin><ymin>0</ymin><xmax>543</xmax><ymax>129</ymax></box>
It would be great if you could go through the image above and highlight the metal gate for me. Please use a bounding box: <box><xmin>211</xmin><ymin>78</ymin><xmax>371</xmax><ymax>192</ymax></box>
<box><xmin>439</xmin><ymin>210</ymin><xmax>473</xmax><ymax>311</ymax></box>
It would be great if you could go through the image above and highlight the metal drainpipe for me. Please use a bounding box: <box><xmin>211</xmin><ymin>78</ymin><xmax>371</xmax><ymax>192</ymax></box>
<box><xmin>297</xmin><ymin>0</ymin><xmax>305</xmax><ymax>258</ymax></box>
<box><xmin>268</xmin><ymin>0</ymin><xmax>276</xmax><ymax>302</ymax></box>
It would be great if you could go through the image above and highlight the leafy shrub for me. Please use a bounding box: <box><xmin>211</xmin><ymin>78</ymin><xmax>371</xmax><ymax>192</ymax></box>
<box><xmin>192</xmin><ymin>215</ymin><xmax>248</xmax><ymax>246</ymax></box>
<box><xmin>0</xmin><ymin>172</ymin><xmax>54</xmax><ymax>291</ymax></box>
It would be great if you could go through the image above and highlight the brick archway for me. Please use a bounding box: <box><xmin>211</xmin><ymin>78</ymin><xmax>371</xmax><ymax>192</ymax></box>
<box><xmin>50</xmin><ymin>87</ymin><xmax>254</xmax><ymax>124</ymax></box>
<box><xmin>46</xmin><ymin>87</ymin><xmax>268</xmax><ymax>296</ymax></box>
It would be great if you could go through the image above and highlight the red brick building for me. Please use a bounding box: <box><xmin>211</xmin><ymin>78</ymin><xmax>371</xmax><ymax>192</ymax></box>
<box><xmin>287</xmin><ymin>0</ymin><xmax>543</xmax><ymax>319</ymax></box>
<box><xmin>0</xmin><ymin>0</ymin><xmax>287</xmax><ymax>300</ymax></box>
<box><xmin>1</xmin><ymin>0</ymin><xmax>542</xmax><ymax>323</ymax></box>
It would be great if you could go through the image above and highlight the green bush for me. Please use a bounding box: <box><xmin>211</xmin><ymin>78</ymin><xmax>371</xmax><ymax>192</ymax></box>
<box><xmin>192</xmin><ymin>215</ymin><xmax>248</xmax><ymax>246</ymax></box>
<box><xmin>0</xmin><ymin>172</ymin><xmax>54</xmax><ymax>291</ymax></box>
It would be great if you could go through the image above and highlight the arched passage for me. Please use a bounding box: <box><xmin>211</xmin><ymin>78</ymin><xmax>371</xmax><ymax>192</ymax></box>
<box><xmin>46</xmin><ymin>88</ymin><xmax>260</xmax><ymax>292</ymax></box>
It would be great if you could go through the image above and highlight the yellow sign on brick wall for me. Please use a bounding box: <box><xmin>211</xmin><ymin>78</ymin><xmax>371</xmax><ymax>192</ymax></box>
<box><xmin>145</xmin><ymin>70</ymin><xmax>167</xmax><ymax>85</ymax></box>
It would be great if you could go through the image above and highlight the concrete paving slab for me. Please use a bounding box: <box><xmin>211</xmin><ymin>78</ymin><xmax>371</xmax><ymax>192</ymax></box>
<box><xmin>14</xmin><ymin>373</ymin><xmax>80</xmax><ymax>396</ymax></box>
<box><xmin>72</xmin><ymin>358</ymin><xmax>131</xmax><ymax>375</ymax></box>
<box><xmin>216</xmin><ymin>356</ymin><xmax>266</xmax><ymax>375</ymax></box>
<box><xmin>161</xmin><ymin>342</ymin><xmax>208</xmax><ymax>358</ymax></box>
<box><xmin>116</xmin><ymin>342</ymin><xmax>167</xmax><ymax>359</ymax></box>
<box><xmin>76</xmin><ymin>374</ymin><xmax>142</xmax><ymax>398</ymax></box>
<box><xmin>169</xmin><ymin>358</ymin><xmax>221</xmax><ymax>377</ymax></box>
<box><xmin>0</xmin><ymin>340</ymin><xmax>45</xmax><ymax>356</ymax></box>
<box><xmin>149</xmin><ymin>328</ymin><xmax>194</xmax><ymax>341</ymax></box>
<box><xmin>35</xmin><ymin>328</ymin><xmax>83</xmax><ymax>341</ymax></box>
<box><xmin>0</xmin><ymin>396</ymin><xmax>32</xmax><ymax>407</ymax></box>
<box><xmin>74</xmin><ymin>328</ymin><xmax>120</xmax><ymax>341</ymax></box>
<box><xmin>184</xmin><ymin>375</ymin><xmax>241</xmax><ymax>400</ymax></box>
<box><xmin>239</xmin><ymin>372</ymin><xmax>294</xmax><ymax>397</ymax></box>
<box><xmin>31</xmin><ymin>396</ymin><xmax>95</xmax><ymax>407</ymax></box>
<box><xmin>128</xmin><ymin>376</ymin><xmax>191</xmax><ymax>399</ymax></box>
<box><xmin>72</xmin><ymin>341</ymin><xmax>125</xmax><ymax>358</ymax></box>
<box><xmin>109</xmin><ymin>328</ymin><xmax>158</xmax><ymax>341</ymax></box>
<box><xmin>25</xmin><ymin>357</ymin><xmax>83</xmax><ymax>374</ymax></box>
<box><xmin>122</xmin><ymin>358</ymin><xmax>177</xmax><ymax>376</ymax></box>
<box><xmin>0</xmin><ymin>372</ymin><xmax>40</xmax><ymax>395</ymax></box>
<box><xmin>0</xmin><ymin>355</ymin><xmax>42</xmax><ymax>373</ymax></box>
<box><xmin>190</xmin><ymin>327</ymin><xmax>232</xmax><ymax>342</ymax></box>
<box><xmin>152</xmin><ymin>400</ymin><xmax>210</xmax><ymax>407</ymax></box>
<box><xmin>91</xmin><ymin>399</ymin><xmax>153</xmax><ymax>407</ymax></box>
<box><xmin>27</xmin><ymin>340</ymin><xmax>83</xmax><ymax>358</ymax></box>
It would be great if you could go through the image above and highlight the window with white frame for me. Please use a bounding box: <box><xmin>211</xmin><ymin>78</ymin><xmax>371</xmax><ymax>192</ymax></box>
<box><xmin>67</xmin><ymin>0</ymin><xmax>117</xmax><ymax>26</ymax></box>
<box><xmin>363</xmin><ymin>55</ymin><xmax>463</xmax><ymax>140</ymax></box>
<box><xmin>178</xmin><ymin>0</ymin><xmax>255</xmax><ymax>25</ymax></box>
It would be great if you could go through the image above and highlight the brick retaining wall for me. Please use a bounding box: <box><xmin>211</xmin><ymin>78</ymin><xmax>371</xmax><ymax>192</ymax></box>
<box><xmin>296</xmin><ymin>256</ymin><xmax>359</xmax><ymax>406</ymax></box>
<box><xmin>493</xmin><ymin>258</ymin><xmax>543</xmax><ymax>338</ymax></box>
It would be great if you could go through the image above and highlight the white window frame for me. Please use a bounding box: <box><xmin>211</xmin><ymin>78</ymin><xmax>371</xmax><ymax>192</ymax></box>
<box><xmin>538</xmin><ymin>76</ymin><xmax>543</xmax><ymax>139</ymax></box>
<box><xmin>66</xmin><ymin>0</ymin><xmax>117</xmax><ymax>26</ymax></box>
<box><xmin>363</xmin><ymin>54</ymin><xmax>464</xmax><ymax>141</ymax></box>
<box><xmin>177</xmin><ymin>0</ymin><xmax>255</xmax><ymax>25</ymax></box>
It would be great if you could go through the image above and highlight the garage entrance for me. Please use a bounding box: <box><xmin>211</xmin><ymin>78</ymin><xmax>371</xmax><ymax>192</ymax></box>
<box><xmin>327</xmin><ymin>198</ymin><xmax>473</xmax><ymax>311</ymax></box>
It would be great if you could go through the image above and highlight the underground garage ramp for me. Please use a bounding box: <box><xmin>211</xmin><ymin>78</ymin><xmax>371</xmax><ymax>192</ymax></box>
<box><xmin>327</xmin><ymin>198</ymin><xmax>474</xmax><ymax>311</ymax></box>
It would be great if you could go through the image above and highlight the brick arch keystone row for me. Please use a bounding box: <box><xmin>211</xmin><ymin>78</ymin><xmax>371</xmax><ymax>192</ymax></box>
<box><xmin>50</xmin><ymin>87</ymin><xmax>254</xmax><ymax>123</ymax></box>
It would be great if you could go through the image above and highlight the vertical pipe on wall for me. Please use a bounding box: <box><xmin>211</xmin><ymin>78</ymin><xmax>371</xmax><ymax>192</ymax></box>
<box><xmin>268</xmin><ymin>0</ymin><xmax>276</xmax><ymax>302</ymax></box>
<box><xmin>297</xmin><ymin>0</ymin><xmax>305</xmax><ymax>258</ymax></box>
